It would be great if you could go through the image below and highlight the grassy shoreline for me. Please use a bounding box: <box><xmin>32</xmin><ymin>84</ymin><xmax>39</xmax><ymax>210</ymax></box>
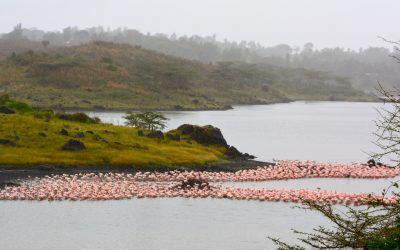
<box><xmin>0</xmin><ymin>111</ymin><xmax>228</xmax><ymax>167</ymax></box>
<box><xmin>37</xmin><ymin>97</ymin><xmax>378</xmax><ymax>112</ymax></box>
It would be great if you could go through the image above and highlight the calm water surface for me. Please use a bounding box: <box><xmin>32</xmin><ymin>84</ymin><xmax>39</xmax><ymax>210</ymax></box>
<box><xmin>89</xmin><ymin>101</ymin><xmax>384</xmax><ymax>163</ymax></box>
<box><xmin>1</xmin><ymin>101</ymin><xmax>396</xmax><ymax>250</ymax></box>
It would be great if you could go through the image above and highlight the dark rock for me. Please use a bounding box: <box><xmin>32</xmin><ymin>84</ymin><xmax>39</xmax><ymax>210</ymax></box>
<box><xmin>86</xmin><ymin>130</ymin><xmax>94</xmax><ymax>134</ymax></box>
<box><xmin>367</xmin><ymin>159</ymin><xmax>376</xmax><ymax>167</ymax></box>
<box><xmin>60</xmin><ymin>128</ymin><xmax>69</xmax><ymax>136</ymax></box>
<box><xmin>38</xmin><ymin>132</ymin><xmax>47</xmax><ymax>137</ymax></box>
<box><xmin>177</xmin><ymin>124</ymin><xmax>228</xmax><ymax>147</ymax></box>
<box><xmin>103</xmin><ymin>130</ymin><xmax>117</xmax><ymax>135</ymax></box>
<box><xmin>243</xmin><ymin>153</ymin><xmax>256</xmax><ymax>159</ymax></box>
<box><xmin>147</xmin><ymin>130</ymin><xmax>164</xmax><ymax>139</ymax></box>
<box><xmin>0</xmin><ymin>139</ymin><xmax>16</xmax><ymax>146</ymax></box>
<box><xmin>174</xmin><ymin>178</ymin><xmax>210</xmax><ymax>190</ymax></box>
<box><xmin>14</xmin><ymin>136</ymin><xmax>20</xmax><ymax>141</ymax></box>
<box><xmin>137</xmin><ymin>130</ymin><xmax>144</xmax><ymax>136</ymax></box>
<box><xmin>225</xmin><ymin>146</ymin><xmax>255</xmax><ymax>160</ymax></box>
<box><xmin>74</xmin><ymin>132</ymin><xmax>84</xmax><ymax>138</ymax></box>
<box><xmin>176</xmin><ymin>124</ymin><xmax>255</xmax><ymax>159</ymax></box>
<box><xmin>92</xmin><ymin>134</ymin><xmax>106</xmax><ymax>142</ymax></box>
<box><xmin>0</xmin><ymin>182</ymin><xmax>20</xmax><ymax>189</ymax></box>
<box><xmin>62</xmin><ymin>139</ymin><xmax>86</xmax><ymax>151</ymax></box>
<box><xmin>0</xmin><ymin>106</ymin><xmax>15</xmax><ymax>114</ymax></box>
<box><xmin>225</xmin><ymin>146</ymin><xmax>242</xmax><ymax>158</ymax></box>
<box><xmin>38</xmin><ymin>165</ymin><xmax>54</xmax><ymax>171</ymax></box>
<box><xmin>166</xmin><ymin>133</ymin><xmax>180</xmax><ymax>141</ymax></box>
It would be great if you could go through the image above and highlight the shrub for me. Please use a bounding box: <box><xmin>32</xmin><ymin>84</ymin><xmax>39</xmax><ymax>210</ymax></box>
<box><xmin>56</xmin><ymin>112</ymin><xmax>100</xmax><ymax>124</ymax></box>
<box><xmin>5</xmin><ymin>100</ymin><xmax>33</xmax><ymax>113</ymax></box>
<box><xmin>124</xmin><ymin>111</ymin><xmax>168</xmax><ymax>131</ymax></box>
<box><xmin>33</xmin><ymin>110</ymin><xmax>54</xmax><ymax>121</ymax></box>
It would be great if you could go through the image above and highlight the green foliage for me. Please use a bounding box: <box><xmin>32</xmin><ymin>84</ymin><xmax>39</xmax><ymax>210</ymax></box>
<box><xmin>368</xmin><ymin>218</ymin><xmax>400</xmax><ymax>249</ymax></box>
<box><xmin>269</xmin><ymin>196</ymin><xmax>400</xmax><ymax>249</ymax></box>
<box><xmin>124</xmin><ymin>111</ymin><xmax>169</xmax><ymax>131</ymax></box>
<box><xmin>32</xmin><ymin>110</ymin><xmax>54</xmax><ymax>121</ymax></box>
<box><xmin>5</xmin><ymin>100</ymin><xmax>33</xmax><ymax>112</ymax></box>
<box><xmin>56</xmin><ymin>112</ymin><xmax>100</xmax><ymax>124</ymax></box>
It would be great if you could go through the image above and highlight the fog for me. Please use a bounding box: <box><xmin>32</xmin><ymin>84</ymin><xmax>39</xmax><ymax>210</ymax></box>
<box><xmin>1</xmin><ymin>0</ymin><xmax>399</xmax><ymax>49</ymax></box>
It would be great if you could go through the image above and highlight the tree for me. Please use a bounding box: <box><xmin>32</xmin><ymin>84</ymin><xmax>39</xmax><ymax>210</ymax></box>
<box><xmin>268</xmin><ymin>39</ymin><xmax>400</xmax><ymax>249</ymax></box>
<box><xmin>123</xmin><ymin>111</ymin><xmax>169</xmax><ymax>131</ymax></box>
<box><xmin>268</xmin><ymin>192</ymin><xmax>400</xmax><ymax>249</ymax></box>
<box><xmin>371</xmin><ymin>38</ymin><xmax>400</xmax><ymax>167</ymax></box>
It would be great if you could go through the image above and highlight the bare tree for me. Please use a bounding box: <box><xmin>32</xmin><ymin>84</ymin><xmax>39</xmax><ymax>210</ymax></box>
<box><xmin>269</xmin><ymin>39</ymin><xmax>400</xmax><ymax>249</ymax></box>
<box><xmin>372</xmin><ymin>38</ymin><xmax>400</xmax><ymax>166</ymax></box>
<box><xmin>268</xmin><ymin>185</ymin><xmax>400</xmax><ymax>249</ymax></box>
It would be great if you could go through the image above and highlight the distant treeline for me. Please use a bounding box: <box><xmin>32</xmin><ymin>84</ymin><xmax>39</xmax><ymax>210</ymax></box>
<box><xmin>1</xmin><ymin>24</ymin><xmax>399</xmax><ymax>92</ymax></box>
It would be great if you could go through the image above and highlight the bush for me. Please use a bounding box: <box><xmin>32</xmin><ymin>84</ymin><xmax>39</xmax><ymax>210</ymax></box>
<box><xmin>56</xmin><ymin>112</ymin><xmax>100</xmax><ymax>124</ymax></box>
<box><xmin>5</xmin><ymin>100</ymin><xmax>33</xmax><ymax>113</ymax></box>
<box><xmin>124</xmin><ymin>111</ymin><xmax>168</xmax><ymax>131</ymax></box>
<box><xmin>33</xmin><ymin>110</ymin><xmax>54</xmax><ymax>121</ymax></box>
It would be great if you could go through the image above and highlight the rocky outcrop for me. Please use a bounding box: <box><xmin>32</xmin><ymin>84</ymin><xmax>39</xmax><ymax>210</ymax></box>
<box><xmin>74</xmin><ymin>132</ymin><xmax>84</xmax><ymax>138</ymax></box>
<box><xmin>62</xmin><ymin>139</ymin><xmax>86</xmax><ymax>151</ymax></box>
<box><xmin>176</xmin><ymin>124</ymin><xmax>255</xmax><ymax>160</ymax></box>
<box><xmin>225</xmin><ymin>146</ymin><xmax>255</xmax><ymax>160</ymax></box>
<box><xmin>174</xmin><ymin>178</ymin><xmax>210</xmax><ymax>190</ymax></box>
<box><xmin>177</xmin><ymin>124</ymin><xmax>227</xmax><ymax>147</ymax></box>
<box><xmin>0</xmin><ymin>139</ymin><xmax>16</xmax><ymax>146</ymax></box>
<box><xmin>60</xmin><ymin>128</ymin><xmax>69</xmax><ymax>136</ymax></box>
<box><xmin>147</xmin><ymin>130</ymin><xmax>164</xmax><ymax>139</ymax></box>
<box><xmin>166</xmin><ymin>133</ymin><xmax>180</xmax><ymax>141</ymax></box>
<box><xmin>0</xmin><ymin>182</ymin><xmax>20</xmax><ymax>189</ymax></box>
<box><xmin>38</xmin><ymin>132</ymin><xmax>47</xmax><ymax>137</ymax></box>
<box><xmin>0</xmin><ymin>106</ymin><xmax>15</xmax><ymax>114</ymax></box>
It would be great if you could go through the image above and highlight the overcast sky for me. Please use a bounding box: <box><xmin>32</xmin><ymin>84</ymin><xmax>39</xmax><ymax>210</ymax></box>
<box><xmin>1</xmin><ymin>0</ymin><xmax>398</xmax><ymax>49</ymax></box>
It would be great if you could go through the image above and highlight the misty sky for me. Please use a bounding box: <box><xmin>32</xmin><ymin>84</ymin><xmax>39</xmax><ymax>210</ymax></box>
<box><xmin>1</xmin><ymin>0</ymin><xmax>398</xmax><ymax>49</ymax></box>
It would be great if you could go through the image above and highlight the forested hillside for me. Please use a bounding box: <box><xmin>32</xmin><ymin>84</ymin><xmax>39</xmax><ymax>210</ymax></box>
<box><xmin>1</xmin><ymin>25</ymin><xmax>398</xmax><ymax>93</ymax></box>
<box><xmin>0</xmin><ymin>41</ymin><xmax>369</xmax><ymax>110</ymax></box>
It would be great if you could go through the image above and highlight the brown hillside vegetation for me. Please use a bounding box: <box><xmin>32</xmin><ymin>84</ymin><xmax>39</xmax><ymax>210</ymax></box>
<box><xmin>0</xmin><ymin>41</ymin><xmax>371</xmax><ymax>110</ymax></box>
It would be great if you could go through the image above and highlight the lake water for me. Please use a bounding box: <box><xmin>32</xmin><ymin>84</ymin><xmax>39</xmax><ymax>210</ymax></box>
<box><xmin>1</xmin><ymin>101</ymin><xmax>398</xmax><ymax>250</ymax></box>
<box><xmin>88</xmin><ymin>101</ymin><xmax>384</xmax><ymax>163</ymax></box>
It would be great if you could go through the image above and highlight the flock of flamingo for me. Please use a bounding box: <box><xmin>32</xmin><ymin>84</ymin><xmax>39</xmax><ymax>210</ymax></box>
<box><xmin>1</xmin><ymin>160</ymin><xmax>399</xmax><ymax>205</ymax></box>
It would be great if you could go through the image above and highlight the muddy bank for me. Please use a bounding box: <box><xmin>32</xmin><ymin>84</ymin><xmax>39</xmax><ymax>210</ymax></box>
<box><xmin>0</xmin><ymin>159</ymin><xmax>272</xmax><ymax>187</ymax></box>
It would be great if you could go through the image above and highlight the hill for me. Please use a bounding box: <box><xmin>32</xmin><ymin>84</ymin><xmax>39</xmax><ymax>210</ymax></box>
<box><xmin>0</xmin><ymin>42</ymin><xmax>372</xmax><ymax>110</ymax></box>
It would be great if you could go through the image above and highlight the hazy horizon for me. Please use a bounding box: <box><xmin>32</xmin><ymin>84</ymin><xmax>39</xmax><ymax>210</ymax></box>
<box><xmin>1</xmin><ymin>0</ymin><xmax>399</xmax><ymax>49</ymax></box>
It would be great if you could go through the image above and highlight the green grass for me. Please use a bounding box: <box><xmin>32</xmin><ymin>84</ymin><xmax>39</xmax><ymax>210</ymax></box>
<box><xmin>0</xmin><ymin>112</ymin><xmax>226</xmax><ymax>167</ymax></box>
